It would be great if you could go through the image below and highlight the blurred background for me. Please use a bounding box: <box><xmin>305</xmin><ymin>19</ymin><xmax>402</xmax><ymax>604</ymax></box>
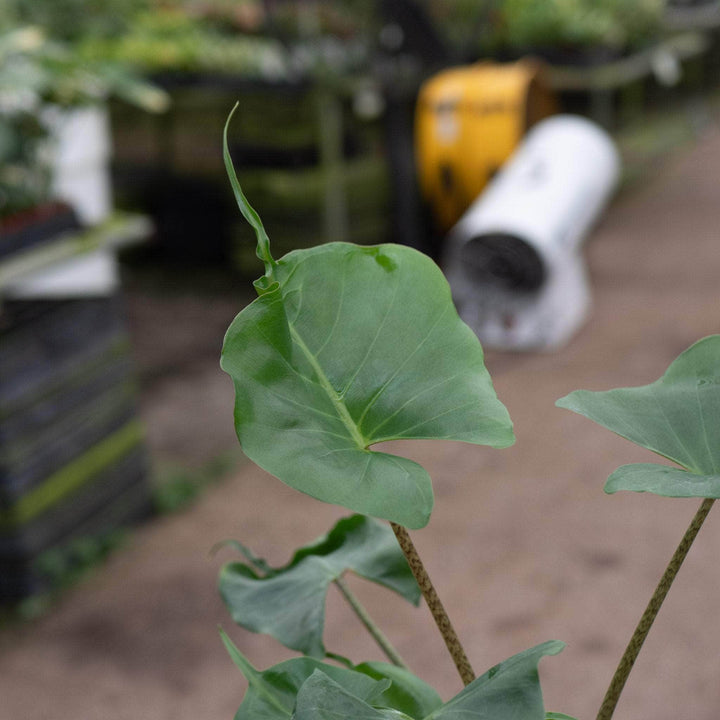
<box><xmin>3</xmin><ymin>1</ymin><xmax>720</xmax><ymax>719</ymax></box>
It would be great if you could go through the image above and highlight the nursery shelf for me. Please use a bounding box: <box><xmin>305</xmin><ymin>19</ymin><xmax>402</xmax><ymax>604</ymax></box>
<box><xmin>0</xmin><ymin>212</ymin><xmax>152</xmax><ymax>293</ymax></box>
<box><xmin>546</xmin><ymin>32</ymin><xmax>710</xmax><ymax>92</ymax></box>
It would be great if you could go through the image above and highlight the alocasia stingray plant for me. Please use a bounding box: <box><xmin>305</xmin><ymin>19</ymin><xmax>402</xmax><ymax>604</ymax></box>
<box><xmin>217</xmin><ymin>102</ymin><xmax>720</xmax><ymax>720</ymax></box>
<box><xmin>557</xmin><ymin>335</ymin><xmax>720</xmax><ymax>720</ymax></box>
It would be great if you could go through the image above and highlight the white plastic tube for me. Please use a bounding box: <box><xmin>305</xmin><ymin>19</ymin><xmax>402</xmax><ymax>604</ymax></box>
<box><xmin>444</xmin><ymin>114</ymin><xmax>620</xmax><ymax>350</ymax></box>
<box><xmin>48</xmin><ymin>105</ymin><xmax>113</xmax><ymax>226</ymax></box>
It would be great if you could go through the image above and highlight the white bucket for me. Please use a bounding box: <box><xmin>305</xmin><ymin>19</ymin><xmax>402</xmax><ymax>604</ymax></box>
<box><xmin>48</xmin><ymin>105</ymin><xmax>113</xmax><ymax>226</ymax></box>
<box><xmin>444</xmin><ymin>114</ymin><xmax>620</xmax><ymax>351</ymax></box>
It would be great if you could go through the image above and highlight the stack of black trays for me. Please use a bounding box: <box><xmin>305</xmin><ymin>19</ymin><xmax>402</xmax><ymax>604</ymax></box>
<box><xmin>0</xmin><ymin>295</ymin><xmax>151</xmax><ymax>604</ymax></box>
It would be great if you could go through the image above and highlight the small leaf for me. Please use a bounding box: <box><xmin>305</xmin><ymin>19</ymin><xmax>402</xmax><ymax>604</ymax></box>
<box><xmin>605</xmin><ymin>463</ymin><xmax>720</xmax><ymax>497</ymax></box>
<box><xmin>219</xmin><ymin>515</ymin><xmax>420</xmax><ymax>657</ymax></box>
<box><xmin>220</xmin><ymin>629</ymin><xmax>391</xmax><ymax>720</ymax></box>
<box><xmin>355</xmin><ymin>661</ymin><xmax>443</xmax><ymax>719</ymax></box>
<box><xmin>212</xmin><ymin>539</ymin><xmax>273</xmax><ymax>574</ymax></box>
<box><xmin>293</xmin><ymin>670</ymin><xmax>411</xmax><ymax>720</ymax></box>
<box><xmin>221</xmin><ymin>242</ymin><xmax>514</xmax><ymax>528</ymax></box>
<box><xmin>427</xmin><ymin>641</ymin><xmax>565</xmax><ymax>720</ymax></box>
<box><xmin>546</xmin><ymin>713</ymin><xmax>579</xmax><ymax>720</ymax></box>
<box><xmin>557</xmin><ymin>336</ymin><xmax>720</xmax><ymax>497</ymax></box>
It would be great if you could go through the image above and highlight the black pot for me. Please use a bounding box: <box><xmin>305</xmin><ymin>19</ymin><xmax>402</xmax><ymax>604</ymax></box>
<box><xmin>0</xmin><ymin>203</ymin><xmax>81</xmax><ymax>260</ymax></box>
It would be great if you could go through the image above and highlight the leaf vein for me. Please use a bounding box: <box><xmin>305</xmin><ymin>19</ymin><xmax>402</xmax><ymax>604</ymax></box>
<box><xmin>357</xmin><ymin>305</ymin><xmax>450</xmax><ymax>432</ymax></box>
<box><xmin>366</xmin><ymin>372</ymin><xmax>463</xmax><ymax>439</ymax></box>
<box><xmin>340</xmin><ymin>278</ymin><xmax>399</xmax><ymax>397</ymax></box>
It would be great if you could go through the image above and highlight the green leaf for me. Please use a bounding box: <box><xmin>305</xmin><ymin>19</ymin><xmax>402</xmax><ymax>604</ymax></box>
<box><xmin>293</xmin><ymin>670</ymin><xmax>412</xmax><ymax>720</ymax></box>
<box><xmin>220</xmin><ymin>240</ymin><xmax>514</xmax><ymax>528</ymax></box>
<box><xmin>219</xmin><ymin>515</ymin><xmax>420</xmax><ymax>657</ymax></box>
<box><xmin>220</xmin><ymin>629</ymin><xmax>391</xmax><ymax>720</ymax></box>
<box><xmin>427</xmin><ymin>641</ymin><xmax>565</xmax><ymax>720</ymax></box>
<box><xmin>557</xmin><ymin>336</ymin><xmax>720</xmax><ymax>497</ymax></box>
<box><xmin>605</xmin><ymin>463</ymin><xmax>720</xmax><ymax>497</ymax></box>
<box><xmin>355</xmin><ymin>661</ymin><xmax>443</xmax><ymax>719</ymax></box>
<box><xmin>223</xmin><ymin>103</ymin><xmax>275</xmax><ymax>279</ymax></box>
<box><xmin>221</xmin><ymin>631</ymin><xmax>562</xmax><ymax>720</ymax></box>
<box><xmin>546</xmin><ymin>714</ymin><xmax>579</xmax><ymax>720</ymax></box>
<box><xmin>221</xmin><ymin>113</ymin><xmax>513</xmax><ymax>528</ymax></box>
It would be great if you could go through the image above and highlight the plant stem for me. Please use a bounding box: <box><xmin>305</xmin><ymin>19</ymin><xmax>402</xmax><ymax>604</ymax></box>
<box><xmin>391</xmin><ymin>522</ymin><xmax>476</xmax><ymax>686</ymax></box>
<box><xmin>596</xmin><ymin>497</ymin><xmax>715</xmax><ymax>720</ymax></box>
<box><xmin>333</xmin><ymin>576</ymin><xmax>410</xmax><ymax>670</ymax></box>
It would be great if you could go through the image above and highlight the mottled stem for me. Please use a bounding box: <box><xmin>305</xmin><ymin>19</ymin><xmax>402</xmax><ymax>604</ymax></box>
<box><xmin>597</xmin><ymin>497</ymin><xmax>715</xmax><ymax>720</ymax></box>
<box><xmin>334</xmin><ymin>576</ymin><xmax>409</xmax><ymax>670</ymax></box>
<box><xmin>391</xmin><ymin>522</ymin><xmax>476</xmax><ymax>686</ymax></box>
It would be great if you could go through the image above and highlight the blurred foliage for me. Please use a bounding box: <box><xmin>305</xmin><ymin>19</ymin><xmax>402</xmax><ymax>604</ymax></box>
<box><xmin>427</xmin><ymin>0</ymin><xmax>667</xmax><ymax>59</ymax></box>
<box><xmin>0</xmin><ymin>528</ymin><xmax>128</xmax><ymax>623</ymax></box>
<box><xmin>0</xmin><ymin>0</ymin><xmax>672</xmax><ymax>220</ymax></box>
<box><xmin>0</xmin><ymin>3</ymin><xmax>167</xmax><ymax>218</ymax></box>
<box><xmin>77</xmin><ymin>1</ymin><xmax>379</xmax><ymax>80</ymax></box>
<box><xmin>78</xmin><ymin>9</ymin><xmax>290</xmax><ymax>80</ymax></box>
<box><xmin>1</xmin><ymin>0</ymin><xmax>149</xmax><ymax>44</ymax></box>
<box><xmin>0</xmin><ymin>31</ymin><xmax>50</xmax><ymax>217</ymax></box>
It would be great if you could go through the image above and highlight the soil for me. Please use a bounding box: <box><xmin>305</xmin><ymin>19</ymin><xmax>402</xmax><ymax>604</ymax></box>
<box><xmin>3</xmin><ymin>119</ymin><xmax>720</xmax><ymax>720</ymax></box>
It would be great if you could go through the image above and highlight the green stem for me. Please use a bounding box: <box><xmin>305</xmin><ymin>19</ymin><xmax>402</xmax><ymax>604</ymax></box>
<box><xmin>334</xmin><ymin>576</ymin><xmax>410</xmax><ymax>670</ymax></box>
<box><xmin>596</xmin><ymin>497</ymin><xmax>715</xmax><ymax>720</ymax></box>
<box><xmin>391</xmin><ymin>523</ymin><xmax>476</xmax><ymax>686</ymax></box>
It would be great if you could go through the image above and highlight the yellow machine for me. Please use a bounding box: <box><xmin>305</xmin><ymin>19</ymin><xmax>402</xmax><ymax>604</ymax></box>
<box><xmin>415</xmin><ymin>60</ymin><xmax>556</xmax><ymax>232</ymax></box>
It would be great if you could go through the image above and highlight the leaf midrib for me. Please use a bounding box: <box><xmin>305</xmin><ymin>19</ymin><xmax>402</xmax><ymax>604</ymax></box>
<box><xmin>289</xmin><ymin>324</ymin><xmax>368</xmax><ymax>450</ymax></box>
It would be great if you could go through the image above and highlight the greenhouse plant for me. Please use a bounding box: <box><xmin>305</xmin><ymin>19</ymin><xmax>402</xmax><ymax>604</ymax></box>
<box><xmin>216</xmin><ymin>106</ymin><xmax>720</xmax><ymax>719</ymax></box>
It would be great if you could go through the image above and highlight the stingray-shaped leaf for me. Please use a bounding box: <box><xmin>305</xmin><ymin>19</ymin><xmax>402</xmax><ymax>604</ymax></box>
<box><xmin>220</xmin><ymin>109</ymin><xmax>514</xmax><ymax>529</ymax></box>
<box><xmin>219</xmin><ymin>515</ymin><xmax>420</xmax><ymax>657</ymax></box>
<box><xmin>296</xmin><ymin>642</ymin><xmax>564</xmax><ymax>720</ymax></box>
<box><xmin>294</xmin><ymin>671</ymin><xmax>412</xmax><ymax>720</ymax></box>
<box><xmin>220</xmin><ymin>629</ymin><xmax>391</xmax><ymax>720</ymax></box>
<box><xmin>426</xmin><ymin>641</ymin><xmax>564</xmax><ymax>720</ymax></box>
<box><xmin>222</xmin><ymin>630</ymin><xmax>562</xmax><ymax>720</ymax></box>
<box><xmin>557</xmin><ymin>336</ymin><xmax>720</xmax><ymax>497</ymax></box>
<box><xmin>355</xmin><ymin>662</ymin><xmax>442</xmax><ymax>719</ymax></box>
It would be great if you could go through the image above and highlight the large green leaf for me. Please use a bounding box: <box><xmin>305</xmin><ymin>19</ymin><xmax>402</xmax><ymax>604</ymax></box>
<box><xmin>293</xmin><ymin>671</ymin><xmax>412</xmax><ymax>720</ymax></box>
<box><xmin>557</xmin><ymin>336</ymin><xmax>720</xmax><ymax>497</ymax></box>
<box><xmin>220</xmin><ymin>109</ymin><xmax>514</xmax><ymax>529</ymax></box>
<box><xmin>220</xmin><ymin>629</ymin><xmax>391</xmax><ymax>720</ymax></box>
<box><xmin>427</xmin><ymin>641</ymin><xmax>564</xmax><ymax>720</ymax></box>
<box><xmin>219</xmin><ymin>515</ymin><xmax>420</xmax><ymax>657</ymax></box>
<box><xmin>222</xmin><ymin>630</ymin><xmax>562</xmax><ymax>720</ymax></box>
<box><xmin>293</xmin><ymin>643</ymin><xmax>563</xmax><ymax>720</ymax></box>
<box><xmin>355</xmin><ymin>661</ymin><xmax>443</xmax><ymax>719</ymax></box>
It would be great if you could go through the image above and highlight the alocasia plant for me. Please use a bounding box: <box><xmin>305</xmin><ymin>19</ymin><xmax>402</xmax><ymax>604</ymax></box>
<box><xmin>558</xmin><ymin>335</ymin><xmax>720</xmax><ymax>719</ymax></box>
<box><xmin>216</xmin><ymin>102</ymin><xmax>720</xmax><ymax>720</ymax></box>
<box><xmin>217</xmin><ymin>103</ymin><xmax>565</xmax><ymax>718</ymax></box>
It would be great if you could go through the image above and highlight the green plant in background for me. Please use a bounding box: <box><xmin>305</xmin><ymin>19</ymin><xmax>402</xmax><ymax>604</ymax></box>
<box><xmin>2</xmin><ymin>0</ymin><xmax>148</xmax><ymax>44</ymax></box>
<box><xmin>218</xmin><ymin>102</ymin><xmax>720</xmax><ymax>719</ymax></box>
<box><xmin>428</xmin><ymin>0</ymin><xmax>666</xmax><ymax>59</ymax></box>
<box><xmin>0</xmin><ymin>527</ymin><xmax>128</xmax><ymax>624</ymax></box>
<box><xmin>77</xmin><ymin>8</ymin><xmax>290</xmax><ymax>80</ymax></box>
<box><xmin>74</xmin><ymin>0</ymin><xmax>378</xmax><ymax>82</ymax></box>
<box><xmin>500</xmin><ymin>0</ymin><xmax>665</xmax><ymax>54</ymax></box>
<box><xmin>0</xmin><ymin>3</ymin><xmax>167</xmax><ymax>219</ymax></box>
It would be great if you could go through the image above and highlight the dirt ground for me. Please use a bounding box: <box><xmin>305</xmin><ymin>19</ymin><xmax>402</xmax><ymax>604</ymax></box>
<box><xmin>2</xmin><ymin>116</ymin><xmax>720</xmax><ymax>720</ymax></box>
